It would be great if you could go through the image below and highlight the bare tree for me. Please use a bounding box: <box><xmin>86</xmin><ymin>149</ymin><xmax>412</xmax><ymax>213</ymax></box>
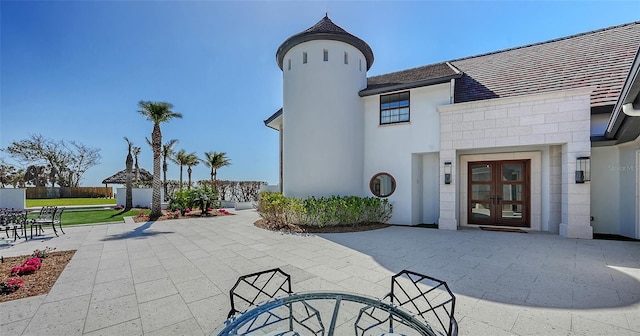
<box><xmin>2</xmin><ymin>134</ymin><xmax>100</xmax><ymax>187</ymax></box>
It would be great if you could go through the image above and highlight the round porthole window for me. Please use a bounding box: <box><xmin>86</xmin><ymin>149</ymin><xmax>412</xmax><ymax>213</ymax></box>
<box><xmin>369</xmin><ymin>172</ymin><xmax>396</xmax><ymax>198</ymax></box>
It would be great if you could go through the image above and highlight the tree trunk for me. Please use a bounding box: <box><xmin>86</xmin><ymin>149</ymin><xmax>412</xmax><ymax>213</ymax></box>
<box><xmin>179</xmin><ymin>165</ymin><xmax>183</xmax><ymax>190</ymax></box>
<box><xmin>150</xmin><ymin>123</ymin><xmax>163</xmax><ymax>219</ymax></box>
<box><xmin>187</xmin><ymin>166</ymin><xmax>192</xmax><ymax>190</ymax></box>
<box><xmin>125</xmin><ymin>154</ymin><xmax>133</xmax><ymax>210</ymax></box>
<box><xmin>163</xmin><ymin>161</ymin><xmax>168</xmax><ymax>201</ymax></box>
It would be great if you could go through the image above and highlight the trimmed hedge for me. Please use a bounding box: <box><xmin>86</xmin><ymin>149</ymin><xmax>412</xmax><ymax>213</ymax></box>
<box><xmin>257</xmin><ymin>192</ymin><xmax>392</xmax><ymax>228</ymax></box>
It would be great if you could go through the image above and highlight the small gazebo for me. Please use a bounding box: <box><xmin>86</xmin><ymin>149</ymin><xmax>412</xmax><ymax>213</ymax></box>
<box><xmin>101</xmin><ymin>168</ymin><xmax>153</xmax><ymax>188</ymax></box>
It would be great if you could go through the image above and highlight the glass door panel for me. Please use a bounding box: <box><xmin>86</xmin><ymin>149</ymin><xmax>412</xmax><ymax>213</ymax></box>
<box><xmin>468</xmin><ymin>160</ymin><xmax>530</xmax><ymax>227</ymax></box>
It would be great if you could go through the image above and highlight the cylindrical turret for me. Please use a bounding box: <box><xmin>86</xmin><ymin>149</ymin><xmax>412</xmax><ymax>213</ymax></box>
<box><xmin>276</xmin><ymin>15</ymin><xmax>374</xmax><ymax>198</ymax></box>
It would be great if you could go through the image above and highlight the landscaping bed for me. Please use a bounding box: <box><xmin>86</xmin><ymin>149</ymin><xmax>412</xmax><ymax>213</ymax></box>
<box><xmin>132</xmin><ymin>208</ymin><xmax>234</xmax><ymax>222</ymax></box>
<box><xmin>0</xmin><ymin>250</ymin><xmax>75</xmax><ymax>303</ymax></box>
<box><xmin>254</xmin><ymin>219</ymin><xmax>389</xmax><ymax>233</ymax></box>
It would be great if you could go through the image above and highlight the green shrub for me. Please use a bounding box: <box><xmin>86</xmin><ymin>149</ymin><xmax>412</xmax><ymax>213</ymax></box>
<box><xmin>168</xmin><ymin>185</ymin><xmax>220</xmax><ymax>215</ymax></box>
<box><xmin>257</xmin><ymin>192</ymin><xmax>393</xmax><ymax>228</ymax></box>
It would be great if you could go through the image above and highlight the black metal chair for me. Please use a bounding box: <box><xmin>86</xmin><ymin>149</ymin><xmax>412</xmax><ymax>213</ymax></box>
<box><xmin>228</xmin><ymin>268</ymin><xmax>293</xmax><ymax>318</ymax></box>
<box><xmin>356</xmin><ymin>270</ymin><xmax>458</xmax><ymax>336</ymax></box>
<box><xmin>51</xmin><ymin>207</ymin><xmax>65</xmax><ymax>236</ymax></box>
<box><xmin>226</xmin><ymin>268</ymin><xmax>324</xmax><ymax>335</ymax></box>
<box><xmin>30</xmin><ymin>206</ymin><xmax>64</xmax><ymax>238</ymax></box>
<box><xmin>6</xmin><ymin>211</ymin><xmax>28</xmax><ymax>242</ymax></box>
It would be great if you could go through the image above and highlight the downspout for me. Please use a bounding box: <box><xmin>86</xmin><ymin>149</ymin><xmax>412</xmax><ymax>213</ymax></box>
<box><xmin>623</xmin><ymin>103</ymin><xmax>640</xmax><ymax>116</ymax></box>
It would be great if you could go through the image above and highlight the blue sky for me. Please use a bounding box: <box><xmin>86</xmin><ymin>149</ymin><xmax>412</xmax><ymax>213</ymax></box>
<box><xmin>1</xmin><ymin>0</ymin><xmax>639</xmax><ymax>187</ymax></box>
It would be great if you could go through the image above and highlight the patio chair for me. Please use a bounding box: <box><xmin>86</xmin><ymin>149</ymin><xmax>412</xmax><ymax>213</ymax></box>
<box><xmin>228</xmin><ymin>268</ymin><xmax>294</xmax><ymax>318</ymax></box>
<box><xmin>226</xmin><ymin>268</ymin><xmax>324</xmax><ymax>335</ymax></box>
<box><xmin>0</xmin><ymin>210</ymin><xmax>12</xmax><ymax>240</ymax></box>
<box><xmin>30</xmin><ymin>206</ymin><xmax>64</xmax><ymax>237</ymax></box>
<box><xmin>5</xmin><ymin>211</ymin><xmax>28</xmax><ymax>242</ymax></box>
<box><xmin>52</xmin><ymin>207</ymin><xmax>65</xmax><ymax>236</ymax></box>
<box><xmin>355</xmin><ymin>270</ymin><xmax>458</xmax><ymax>336</ymax></box>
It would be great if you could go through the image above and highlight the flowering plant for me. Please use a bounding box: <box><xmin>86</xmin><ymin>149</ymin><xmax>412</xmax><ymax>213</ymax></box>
<box><xmin>0</xmin><ymin>278</ymin><xmax>23</xmax><ymax>294</ymax></box>
<box><xmin>114</xmin><ymin>205</ymin><xmax>124</xmax><ymax>210</ymax></box>
<box><xmin>219</xmin><ymin>209</ymin><xmax>229</xmax><ymax>215</ymax></box>
<box><xmin>32</xmin><ymin>246</ymin><xmax>56</xmax><ymax>259</ymax></box>
<box><xmin>136</xmin><ymin>211</ymin><xmax>150</xmax><ymax>219</ymax></box>
<box><xmin>166</xmin><ymin>210</ymin><xmax>181</xmax><ymax>219</ymax></box>
<box><xmin>184</xmin><ymin>208</ymin><xmax>191</xmax><ymax>213</ymax></box>
<box><xmin>11</xmin><ymin>257</ymin><xmax>42</xmax><ymax>275</ymax></box>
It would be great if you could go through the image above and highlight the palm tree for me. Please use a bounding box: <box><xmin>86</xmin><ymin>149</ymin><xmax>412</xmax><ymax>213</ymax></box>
<box><xmin>132</xmin><ymin>146</ymin><xmax>141</xmax><ymax>185</ymax></box>
<box><xmin>203</xmin><ymin>151</ymin><xmax>232</xmax><ymax>182</ymax></box>
<box><xmin>171</xmin><ymin>149</ymin><xmax>191</xmax><ymax>190</ymax></box>
<box><xmin>123</xmin><ymin>137</ymin><xmax>134</xmax><ymax>210</ymax></box>
<box><xmin>137</xmin><ymin>100</ymin><xmax>183</xmax><ymax>219</ymax></box>
<box><xmin>162</xmin><ymin>139</ymin><xmax>179</xmax><ymax>199</ymax></box>
<box><xmin>185</xmin><ymin>153</ymin><xmax>200</xmax><ymax>190</ymax></box>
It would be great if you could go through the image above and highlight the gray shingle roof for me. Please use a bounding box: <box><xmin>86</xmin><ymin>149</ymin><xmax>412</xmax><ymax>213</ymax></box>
<box><xmin>361</xmin><ymin>62</ymin><xmax>460</xmax><ymax>96</ymax></box>
<box><xmin>276</xmin><ymin>15</ymin><xmax>374</xmax><ymax>71</ymax></box>
<box><xmin>366</xmin><ymin>21</ymin><xmax>640</xmax><ymax>108</ymax></box>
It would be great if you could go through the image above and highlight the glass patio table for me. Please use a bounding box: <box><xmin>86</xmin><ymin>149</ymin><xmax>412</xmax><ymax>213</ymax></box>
<box><xmin>213</xmin><ymin>291</ymin><xmax>443</xmax><ymax>336</ymax></box>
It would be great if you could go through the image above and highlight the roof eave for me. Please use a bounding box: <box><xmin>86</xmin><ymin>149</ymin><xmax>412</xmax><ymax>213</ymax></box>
<box><xmin>276</xmin><ymin>32</ymin><xmax>374</xmax><ymax>71</ymax></box>
<box><xmin>605</xmin><ymin>45</ymin><xmax>640</xmax><ymax>143</ymax></box>
<box><xmin>359</xmin><ymin>73</ymin><xmax>462</xmax><ymax>97</ymax></box>
<box><xmin>264</xmin><ymin>108</ymin><xmax>283</xmax><ymax>131</ymax></box>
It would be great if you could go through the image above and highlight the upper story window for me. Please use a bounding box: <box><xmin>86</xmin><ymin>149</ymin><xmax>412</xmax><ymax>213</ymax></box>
<box><xmin>344</xmin><ymin>52</ymin><xmax>348</xmax><ymax>64</ymax></box>
<box><xmin>323</xmin><ymin>49</ymin><xmax>328</xmax><ymax>62</ymax></box>
<box><xmin>359</xmin><ymin>59</ymin><xmax>362</xmax><ymax>71</ymax></box>
<box><xmin>303</xmin><ymin>52</ymin><xmax>307</xmax><ymax>64</ymax></box>
<box><xmin>288</xmin><ymin>59</ymin><xmax>291</xmax><ymax>70</ymax></box>
<box><xmin>380</xmin><ymin>92</ymin><xmax>410</xmax><ymax>124</ymax></box>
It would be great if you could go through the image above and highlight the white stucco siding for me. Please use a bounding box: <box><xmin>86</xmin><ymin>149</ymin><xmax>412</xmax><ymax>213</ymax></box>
<box><xmin>617</xmin><ymin>141</ymin><xmax>640</xmax><ymax>238</ymax></box>
<box><xmin>362</xmin><ymin>83</ymin><xmax>450</xmax><ymax>225</ymax></box>
<box><xmin>422</xmin><ymin>153</ymin><xmax>440</xmax><ymax>224</ymax></box>
<box><xmin>282</xmin><ymin>40</ymin><xmax>367</xmax><ymax>198</ymax></box>
<box><xmin>591</xmin><ymin>146</ymin><xmax>621</xmax><ymax>234</ymax></box>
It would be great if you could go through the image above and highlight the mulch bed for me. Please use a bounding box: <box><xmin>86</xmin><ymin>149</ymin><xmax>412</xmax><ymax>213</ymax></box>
<box><xmin>133</xmin><ymin>209</ymin><xmax>234</xmax><ymax>223</ymax></box>
<box><xmin>254</xmin><ymin>219</ymin><xmax>389</xmax><ymax>233</ymax></box>
<box><xmin>0</xmin><ymin>250</ymin><xmax>76</xmax><ymax>303</ymax></box>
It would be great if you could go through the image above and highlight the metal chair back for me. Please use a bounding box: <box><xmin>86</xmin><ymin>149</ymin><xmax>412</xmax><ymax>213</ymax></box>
<box><xmin>227</xmin><ymin>268</ymin><xmax>292</xmax><ymax>318</ymax></box>
<box><xmin>389</xmin><ymin>270</ymin><xmax>457</xmax><ymax>336</ymax></box>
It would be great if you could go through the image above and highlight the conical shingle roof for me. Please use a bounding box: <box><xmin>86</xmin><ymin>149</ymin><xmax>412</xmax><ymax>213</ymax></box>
<box><xmin>276</xmin><ymin>15</ymin><xmax>374</xmax><ymax>71</ymax></box>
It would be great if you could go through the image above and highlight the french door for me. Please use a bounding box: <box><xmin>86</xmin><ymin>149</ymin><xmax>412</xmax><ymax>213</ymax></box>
<box><xmin>468</xmin><ymin>160</ymin><xmax>530</xmax><ymax>227</ymax></box>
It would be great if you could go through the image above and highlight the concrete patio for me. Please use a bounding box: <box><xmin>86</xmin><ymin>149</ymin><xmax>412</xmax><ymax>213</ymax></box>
<box><xmin>0</xmin><ymin>210</ymin><xmax>639</xmax><ymax>335</ymax></box>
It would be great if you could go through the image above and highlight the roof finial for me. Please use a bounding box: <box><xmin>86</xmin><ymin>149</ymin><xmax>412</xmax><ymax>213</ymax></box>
<box><xmin>325</xmin><ymin>11</ymin><xmax>328</xmax><ymax>18</ymax></box>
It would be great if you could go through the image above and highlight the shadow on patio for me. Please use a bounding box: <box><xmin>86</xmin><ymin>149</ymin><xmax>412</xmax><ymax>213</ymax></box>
<box><xmin>101</xmin><ymin>220</ymin><xmax>173</xmax><ymax>241</ymax></box>
<box><xmin>317</xmin><ymin>226</ymin><xmax>640</xmax><ymax>310</ymax></box>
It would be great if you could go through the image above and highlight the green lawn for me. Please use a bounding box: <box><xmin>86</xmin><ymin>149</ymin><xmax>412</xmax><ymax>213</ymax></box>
<box><xmin>29</xmin><ymin>209</ymin><xmax>149</xmax><ymax>226</ymax></box>
<box><xmin>26</xmin><ymin>198</ymin><xmax>117</xmax><ymax>207</ymax></box>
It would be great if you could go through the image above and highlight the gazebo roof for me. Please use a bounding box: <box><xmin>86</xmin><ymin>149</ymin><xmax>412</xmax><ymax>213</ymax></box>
<box><xmin>101</xmin><ymin>168</ymin><xmax>153</xmax><ymax>184</ymax></box>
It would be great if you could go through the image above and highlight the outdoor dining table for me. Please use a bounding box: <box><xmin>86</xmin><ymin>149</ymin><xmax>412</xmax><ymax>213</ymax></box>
<box><xmin>213</xmin><ymin>291</ymin><xmax>444</xmax><ymax>336</ymax></box>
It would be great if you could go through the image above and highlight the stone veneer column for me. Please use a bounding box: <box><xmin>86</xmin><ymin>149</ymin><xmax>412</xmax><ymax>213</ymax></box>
<box><xmin>438</xmin><ymin>150</ymin><xmax>457</xmax><ymax>230</ymax></box>
<box><xmin>559</xmin><ymin>142</ymin><xmax>592</xmax><ymax>238</ymax></box>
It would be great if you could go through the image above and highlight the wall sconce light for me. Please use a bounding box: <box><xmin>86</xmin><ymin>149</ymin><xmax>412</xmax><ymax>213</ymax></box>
<box><xmin>444</xmin><ymin>161</ymin><xmax>452</xmax><ymax>185</ymax></box>
<box><xmin>575</xmin><ymin>156</ymin><xmax>590</xmax><ymax>183</ymax></box>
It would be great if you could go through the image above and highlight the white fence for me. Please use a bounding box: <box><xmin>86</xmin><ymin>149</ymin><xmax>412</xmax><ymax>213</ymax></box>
<box><xmin>116</xmin><ymin>188</ymin><xmax>165</xmax><ymax>209</ymax></box>
<box><xmin>0</xmin><ymin>188</ymin><xmax>26</xmax><ymax>210</ymax></box>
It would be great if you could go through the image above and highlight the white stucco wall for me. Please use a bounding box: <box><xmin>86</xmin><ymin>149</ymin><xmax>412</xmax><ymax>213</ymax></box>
<box><xmin>591</xmin><ymin>146</ymin><xmax>621</xmax><ymax>234</ymax></box>
<box><xmin>363</xmin><ymin>83</ymin><xmax>450</xmax><ymax>225</ymax></box>
<box><xmin>438</xmin><ymin>88</ymin><xmax>593</xmax><ymax>238</ymax></box>
<box><xmin>282</xmin><ymin>40</ymin><xmax>367</xmax><ymax>198</ymax></box>
<box><xmin>422</xmin><ymin>153</ymin><xmax>440</xmax><ymax>224</ymax></box>
<box><xmin>0</xmin><ymin>188</ymin><xmax>26</xmax><ymax>210</ymax></box>
<box><xmin>617</xmin><ymin>141</ymin><xmax>640</xmax><ymax>238</ymax></box>
<box><xmin>116</xmin><ymin>188</ymin><xmax>163</xmax><ymax>208</ymax></box>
